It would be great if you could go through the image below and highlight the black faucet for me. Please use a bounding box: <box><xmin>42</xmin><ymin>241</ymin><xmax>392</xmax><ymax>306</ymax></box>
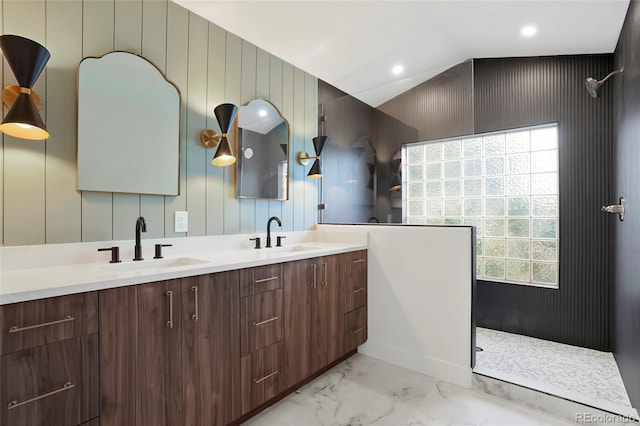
<box><xmin>266</xmin><ymin>216</ymin><xmax>282</xmax><ymax>248</ymax></box>
<box><xmin>134</xmin><ymin>216</ymin><xmax>147</xmax><ymax>261</ymax></box>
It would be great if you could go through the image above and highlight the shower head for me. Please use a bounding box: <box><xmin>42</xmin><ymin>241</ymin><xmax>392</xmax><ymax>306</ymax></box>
<box><xmin>585</xmin><ymin>67</ymin><xmax>624</xmax><ymax>98</ymax></box>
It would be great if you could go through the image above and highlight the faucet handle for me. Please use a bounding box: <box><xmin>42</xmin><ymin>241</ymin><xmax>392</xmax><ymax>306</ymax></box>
<box><xmin>98</xmin><ymin>246</ymin><xmax>121</xmax><ymax>263</ymax></box>
<box><xmin>154</xmin><ymin>244</ymin><xmax>172</xmax><ymax>259</ymax></box>
<box><xmin>249</xmin><ymin>237</ymin><xmax>261</xmax><ymax>249</ymax></box>
<box><xmin>276</xmin><ymin>236</ymin><xmax>286</xmax><ymax>247</ymax></box>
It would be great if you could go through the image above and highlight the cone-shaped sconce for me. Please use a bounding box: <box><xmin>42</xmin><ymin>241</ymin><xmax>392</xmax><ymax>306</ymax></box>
<box><xmin>211</xmin><ymin>103</ymin><xmax>238</xmax><ymax>167</ymax></box>
<box><xmin>297</xmin><ymin>135</ymin><xmax>329</xmax><ymax>178</ymax></box>
<box><xmin>0</xmin><ymin>35</ymin><xmax>51</xmax><ymax>140</ymax></box>
<box><xmin>389</xmin><ymin>157</ymin><xmax>402</xmax><ymax>191</ymax></box>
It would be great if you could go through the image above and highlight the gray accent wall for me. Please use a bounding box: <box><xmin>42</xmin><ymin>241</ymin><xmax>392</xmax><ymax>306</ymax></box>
<box><xmin>613</xmin><ymin>0</ymin><xmax>640</xmax><ymax>410</ymax></box>
<box><xmin>0</xmin><ymin>0</ymin><xmax>318</xmax><ymax>246</ymax></box>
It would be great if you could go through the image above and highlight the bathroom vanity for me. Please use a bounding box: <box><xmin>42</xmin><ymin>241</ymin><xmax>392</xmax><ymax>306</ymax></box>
<box><xmin>0</xmin><ymin>234</ymin><xmax>367</xmax><ymax>426</ymax></box>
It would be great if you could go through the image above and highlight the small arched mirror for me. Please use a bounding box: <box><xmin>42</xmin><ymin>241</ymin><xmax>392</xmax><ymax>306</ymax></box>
<box><xmin>236</xmin><ymin>99</ymin><xmax>289</xmax><ymax>200</ymax></box>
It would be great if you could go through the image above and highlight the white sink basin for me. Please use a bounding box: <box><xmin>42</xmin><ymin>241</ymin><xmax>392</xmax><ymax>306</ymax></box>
<box><xmin>99</xmin><ymin>257</ymin><xmax>208</xmax><ymax>273</ymax></box>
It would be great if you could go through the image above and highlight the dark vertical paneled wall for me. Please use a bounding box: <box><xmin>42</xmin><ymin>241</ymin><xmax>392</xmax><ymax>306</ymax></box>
<box><xmin>474</xmin><ymin>56</ymin><xmax>615</xmax><ymax>351</ymax></box>
<box><xmin>378</xmin><ymin>61</ymin><xmax>474</xmax><ymax>142</ymax></box>
<box><xmin>613</xmin><ymin>0</ymin><xmax>640</xmax><ymax>409</ymax></box>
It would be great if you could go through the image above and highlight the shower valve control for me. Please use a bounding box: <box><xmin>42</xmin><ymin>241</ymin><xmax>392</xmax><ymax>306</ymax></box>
<box><xmin>601</xmin><ymin>197</ymin><xmax>625</xmax><ymax>221</ymax></box>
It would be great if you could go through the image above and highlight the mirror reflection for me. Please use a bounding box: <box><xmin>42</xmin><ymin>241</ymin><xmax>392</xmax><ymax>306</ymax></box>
<box><xmin>236</xmin><ymin>99</ymin><xmax>289</xmax><ymax>200</ymax></box>
<box><xmin>77</xmin><ymin>51</ymin><xmax>181</xmax><ymax>196</ymax></box>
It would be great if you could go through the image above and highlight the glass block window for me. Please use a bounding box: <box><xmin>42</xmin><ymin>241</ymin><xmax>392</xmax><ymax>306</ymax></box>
<box><xmin>403</xmin><ymin>124</ymin><xmax>559</xmax><ymax>287</ymax></box>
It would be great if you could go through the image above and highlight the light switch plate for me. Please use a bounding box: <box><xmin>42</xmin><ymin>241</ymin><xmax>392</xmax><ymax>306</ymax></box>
<box><xmin>175</xmin><ymin>211</ymin><xmax>188</xmax><ymax>233</ymax></box>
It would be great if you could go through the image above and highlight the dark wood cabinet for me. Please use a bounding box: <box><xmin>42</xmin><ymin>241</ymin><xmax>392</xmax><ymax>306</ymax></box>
<box><xmin>7</xmin><ymin>248</ymin><xmax>368</xmax><ymax>426</ymax></box>
<box><xmin>182</xmin><ymin>272</ymin><xmax>240</xmax><ymax>426</ymax></box>
<box><xmin>100</xmin><ymin>271</ymin><xmax>240</xmax><ymax>426</ymax></box>
<box><xmin>283</xmin><ymin>257</ymin><xmax>313</xmax><ymax>388</ymax></box>
<box><xmin>0</xmin><ymin>334</ymin><xmax>99</xmax><ymax>426</ymax></box>
<box><xmin>0</xmin><ymin>292</ymin><xmax>97</xmax><ymax>355</ymax></box>
<box><xmin>241</xmin><ymin>289</ymin><xmax>284</xmax><ymax>356</ymax></box>
<box><xmin>310</xmin><ymin>254</ymin><xmax>344</xmax><ymax>371</ymax></box>
<box><xmin>344</xmin><ymin>250</ymin><xmax>367</xmax><ymax>313</ymax></box>
<box><xmin>240</xmin><ymin>341</ymin><xmax>285</xmax><ymax>415</ymax></box>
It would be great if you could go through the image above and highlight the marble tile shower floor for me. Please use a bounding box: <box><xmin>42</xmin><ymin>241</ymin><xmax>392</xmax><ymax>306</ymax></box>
<box><xmin>244</xmin><ymin>353</ymin><xmax>576</xmax><ymax>426</ymax></box>
<box><xmin>474</xmin><ymin>327</ymin><xmax>637</xmax><ymax>417</ymax></box>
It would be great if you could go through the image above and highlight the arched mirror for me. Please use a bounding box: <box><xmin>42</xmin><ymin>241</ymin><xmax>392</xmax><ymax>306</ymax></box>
<box><xmin>236</xmin><ymin>99</ymin><xmax>289</xmax><ymax>200</ymax></box>
<box><xmin>77</xmin><ymin>52</ymin><xmax>180</xmax><ymax>195</ymax></box>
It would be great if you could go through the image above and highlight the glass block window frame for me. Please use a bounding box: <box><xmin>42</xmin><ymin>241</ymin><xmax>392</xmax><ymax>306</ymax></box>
<box><xmin>403</xmin><ymin>123</ymin><xmax>559</xmax><ymax>287</ymax></box>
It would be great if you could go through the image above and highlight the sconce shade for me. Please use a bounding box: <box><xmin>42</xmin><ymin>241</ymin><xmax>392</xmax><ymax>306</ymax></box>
<box><xmin>312</xmin><ymin>135</ymin><xmax>329</xmax><ymax>155</ymax></box>
<box><xmin>0</xmin><ymin>35</ymin><xmax>50</xmax><ymax>88</ymax></box>
<box><xmin>0</xmin><ymin>35</ymin><xmax>51</xmax><ymax>141</ymax></box>
<box><xmin>211</xmin><ymin>136</ymin><xmax>236</xmax><ymax>167</ymax></box>
<box><xmin>389</xmin><ymin>174</ymin><xmax>401</xmax><ymax>191</ymax></box>
<box><xmin>210</xmin><ymin>103</ymin><xmax>238</xmax><ymax>167</ymax></box>
<box><xmin>307</xmin><ymin>158</ymin><xmax>323</xmax><ymax>178</ymax></box>
<box><xmin>0</xmin><ymin>91</ymin><xmax>49</xmax><ymax>140</ymax></box>
<box><xmin>214</xmin><ymin>103</ymin><xmax>238</xmax><ymax>133</ymax></box>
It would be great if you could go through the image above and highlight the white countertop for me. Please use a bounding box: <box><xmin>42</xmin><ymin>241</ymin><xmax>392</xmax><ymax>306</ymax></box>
<box><xmin>0</xmin><ymin>230</ymin><xmax>367</xmax><ymax>305</ymax></box>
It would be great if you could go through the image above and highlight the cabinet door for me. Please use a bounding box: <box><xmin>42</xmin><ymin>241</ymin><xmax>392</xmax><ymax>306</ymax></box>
<box><xmin>344</xmin><ymin>250</ymin><xmax>367</xmax><ymax>313</ymax></box>
<box><xmin>182</xmin><ymin>272</ymin><xmax>241</xmax><ymax>426</ymax></box>
<box><xmin>310</xmin><ymin>254</ymin><xmax>344</xmax><ymax>372</ymax></box>
<box><xmin>100</xmin><ymin>286</ymin><xmax>137</xmax><ymax>426</ymax></box>
<box><xmin>137</xmin><ymin>280</ymin><xmax>183</xmax><ymax>426</ymax></box>
<box><xmin>283</xmin><ymin>258</ymin><xmax>314</xmax><ymax>388</ymax></box>
<box><xmin>0</xmin><ymin>334</ymin><xmax>99</xmax><ymax>426</ymax></box>
<box><xmin>240</xmin><ymin>341</ymin><xmax>285</xmax><ymax>415</ymax></box>
<box><xmin>241</xmin><ymin>289</ymin><xmax>284</xmax><ymax>356</ymax></box>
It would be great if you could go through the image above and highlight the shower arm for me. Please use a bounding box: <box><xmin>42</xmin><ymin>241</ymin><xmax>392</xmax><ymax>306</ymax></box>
<box><xmin>599</xmin><ymin>67</ymin><xmax>624</xmax><ymax>85</ymax></box>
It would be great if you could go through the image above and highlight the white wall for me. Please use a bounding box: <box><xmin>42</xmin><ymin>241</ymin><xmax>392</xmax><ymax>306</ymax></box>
<box><xmin>319</xmin><ymin>224</ymin><xmax>474</xmax><ymax>387</ymax></box>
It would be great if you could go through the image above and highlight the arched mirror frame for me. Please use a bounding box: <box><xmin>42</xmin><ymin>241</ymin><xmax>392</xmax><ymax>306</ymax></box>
<box><xmin>236</xmin><ymin>98</ymin><xmax>290</xmax><ymax>200</ymax></box>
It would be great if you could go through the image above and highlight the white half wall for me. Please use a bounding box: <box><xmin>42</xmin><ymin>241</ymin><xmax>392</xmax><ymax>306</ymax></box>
<box><xmin>319</xmin><ymin>224</ymin><xmax>474</xmax><ymax>388</ymax></box>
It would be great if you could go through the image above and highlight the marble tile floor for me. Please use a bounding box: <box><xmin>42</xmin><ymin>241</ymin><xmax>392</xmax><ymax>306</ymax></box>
<box><xmin>243</xmin><ymin>353</ymin><xmax>578</xmax><ymax>426</ymax></box>
<box><xmin>474</xmin><ymin>327</ymin><xmax>638</xmax><ymax>419</ymax></box>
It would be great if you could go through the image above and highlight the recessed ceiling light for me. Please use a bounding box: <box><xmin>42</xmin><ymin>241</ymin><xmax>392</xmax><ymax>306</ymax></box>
<box><xmin>521</xmin><ymin>26</ymin><xmax>537</xmax><ymax>37</ymax></box>
<box><xmin>392</xmin><ymin>65</ymin><xmax>404</xmax><ymax>75</ymax></box>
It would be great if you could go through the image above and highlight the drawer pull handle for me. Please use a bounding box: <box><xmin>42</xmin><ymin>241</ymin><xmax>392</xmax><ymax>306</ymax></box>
<box><xmin>7</xmin><ymin>382</ymin><xmax>74</xmax><ymax>409</ymax></box>
<box><xmin>254</xmin><ymin>370</ymin><xmax>279</xmax><ymax>384</ymax></box>
<box><xmin>253</xmin><ymin>316</ymin><xmax>278</xmax><ymax>327</ymax></box>
<box><xmin>311</xmin><ymin>264</ymin><xmax>317</xmax><ymax>288</ymax></box>
<box><xmin>253</xmin><ymin>276</ymin><xmax>278</xmax><ymax>284</ymax></box>
<box><xmin>351</xmin><ymin>327</ymin><xmax>365</xmax><ymax>334</ymax></box>
<box><xmin>191</xmin><ymin>286</ymin><xmax>199</xmax><ymax>322</ymax></box>
<box><xmin>352</xmin><ymin>287</ymin><xmax>365</xmax><ymax>294</ymax></box>
<box><xmin>167</xmin><ymin>291</ymin><xmax>174</xmax><ymax>328</ymax></box>
<box><xmin>9</xmin><ymin>315</ymin><xmax>74</xmax><ymax>333</ymax></box>
<box><xmin>352</xmin><ymin>259</ymin><xmax>365</xmax><ymax>264</ymax></box>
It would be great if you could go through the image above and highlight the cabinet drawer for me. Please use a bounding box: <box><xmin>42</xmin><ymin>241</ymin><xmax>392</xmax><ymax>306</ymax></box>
<box><xmin>0</xmin><ymin>292</ymin><xmax>98</xmax><ymax>355</ymax></box>
<box><xmin>1</xmin><ymin>334</ymin><xmax>99</xmax><ymax>426</ymax></box>
<box><xmin>241</xmin><ymin>289</ymin><xmax>283</xmax><ymax>356</ymax></box>
<box><xmin>240</xmin><ymin>341</ymin><xmax>285</xmax><ymax>415</ymax></box>
<box><xmin>344</xmin><ymin>306</ymin><xmax>367</xmax><ymax>352</ymax></box>
<box><xmin>240</xmin><ymin>263</ymin><xmax>283</xmax><ymax>297</ymax></box>
<box><xmin>344</xmin><ymin>251</ymin><xmax>367</xmax><ymax>313</ymax></box>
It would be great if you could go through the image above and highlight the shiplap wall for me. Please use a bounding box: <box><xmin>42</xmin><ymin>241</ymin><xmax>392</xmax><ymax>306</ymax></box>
<box><xmin>0</xmin><ymin>0</ymin><xmax>318</xmax><ymax>246</ymax></box>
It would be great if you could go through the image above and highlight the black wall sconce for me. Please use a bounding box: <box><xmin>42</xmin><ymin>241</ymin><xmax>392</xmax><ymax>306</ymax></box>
<box><xmin>200</xmin><ymin>103</ymin><xmax>238</xmax><ymax>167</ymax></box>
<box><xmin>297</xmin><ymin>135</ymin><xmax>329</xmax><ymax>179</ymax></box>
<box><xmin>389</xmin><ymin>157</ymin><xmax>402</xmax><ymax>191</ymax></box>
<box><xmin>0</xmin><ymin>34</ymin><xmax>51</xmax><ymax>140</ymax></box>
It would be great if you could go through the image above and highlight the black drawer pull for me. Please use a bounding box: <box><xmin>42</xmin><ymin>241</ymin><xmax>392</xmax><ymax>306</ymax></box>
<box><xmin>8</xmin><ymin>382</ymin><xmax>74</xmax><ymax>409</ymax></box>
<box><xmin>9</xmin><ymin>315</ymin><xmax>74</xmax><ymax>333</ymax></box>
